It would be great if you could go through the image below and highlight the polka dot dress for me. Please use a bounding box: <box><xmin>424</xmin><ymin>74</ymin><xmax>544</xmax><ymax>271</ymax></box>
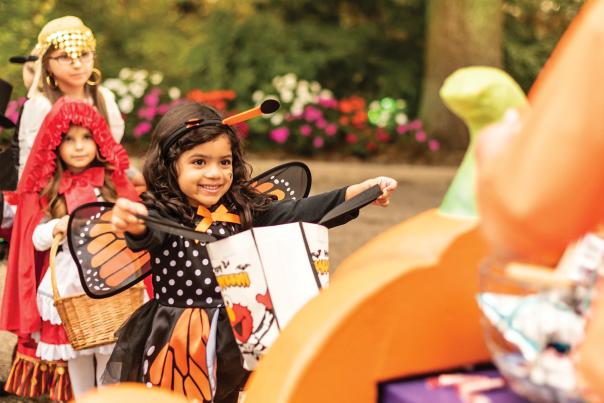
<box><xmin>150</xmin><ymin>221</ymin><xmax>238</xmax><ymax>308</ymax></box>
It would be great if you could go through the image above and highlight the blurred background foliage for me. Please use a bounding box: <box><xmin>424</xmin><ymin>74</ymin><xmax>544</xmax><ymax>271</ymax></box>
<box><xmin>0</xmin><ymin>0</ymin><xmax>585</xmax><ymax>156</ymax></box>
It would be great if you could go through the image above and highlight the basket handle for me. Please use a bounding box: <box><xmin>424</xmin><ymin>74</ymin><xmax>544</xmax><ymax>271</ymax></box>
<box><xmin>49</xmin><ymin>234</ymin><xmax>63</xmax><ymax>302</ymax></box>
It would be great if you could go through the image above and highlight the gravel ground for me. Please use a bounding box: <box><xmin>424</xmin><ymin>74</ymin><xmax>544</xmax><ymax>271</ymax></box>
<box><xmin>0</xmin><ymin>158</ymin><xmax>455</xmax><ymax>401</ymax></box>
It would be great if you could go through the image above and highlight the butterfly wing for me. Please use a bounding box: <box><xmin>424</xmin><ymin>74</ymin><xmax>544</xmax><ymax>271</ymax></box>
<box><xmin>249</xmin><ymin>161</ymin><xmax>312</xmax><ymax>201</ymax></box>
<box><xmin>68</xmin><ymin>201</ymin><xmax>151</xmax><ymax>298</ymax></box>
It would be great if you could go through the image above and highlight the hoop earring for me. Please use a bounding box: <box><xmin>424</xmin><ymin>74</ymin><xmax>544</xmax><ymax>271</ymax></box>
<box><xmin>87</xmin><ymin>68</ymin><xmax>102</xmax><ymax>86</ymax></box>
<box><xmin>46</xmin><ymin>74</ymin><xmax>58</xmax><ymax>90</ymax></box>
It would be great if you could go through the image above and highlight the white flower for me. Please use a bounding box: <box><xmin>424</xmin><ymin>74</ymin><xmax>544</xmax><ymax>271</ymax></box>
<box><xmin>150</xmin><ymin>72</ymin><xmax>164</xmax><ymax>85</ymax></box>
<box><xmin>290</xmin><ymin>101</ymin><xmax>304</xmax><ymax>116</ymax></box>
<box><xmin>133</xmin><ymin>69</ymin><xmax>149</xmax><ymax>82</ymax></box>
<box><xmin>118</xmin><ymin>95</ymin><xmax>134</xmax><ymax>114</ymax></box>
<box><xmin>115</xmin><ymin>84</ymin><xmax>129</xmax><ymax>97</ymax></box>
<box><xmin>395</xmin><ymin>113</ymin><xmax>408</xmax><ymax>125</ymax></box>
<box><xmin>297</xmin><ymin>80</ymin><xmax>309</xmax><ymax>93</ymax></box>
<box><xmin>129</xmin><ymin>82</ymin><xmax>146</xmax><ymax>98</ymax></box>
<box><xmin>118</xmin><ymin>67</ymin><xmax>132</xmax><ymax>80</ymax></box>
<box><xmin>103</xmin><ymin>78</ymin><xmax>121</xmax><ymax>91</ymax></box>
<box><xmin>283</xmin><ymin>73</ymin><xmax>297</xmax><ymax>90</ymax></box>
<box><xmin>369</xmin><ymin>100</ymin><xmax>380</xmax><ymax>110</ymax></box>
<box><xmin>168</xmin><ymin>87</ymin><xmax>181</xmax><ymax>100</ymax></box>
<box><xmin>310</xmin><ymin>81</ymin><xmax>321</xmax><ymax>93</ymax></box>
<box><xmin>270</xmin><ymin>113</ymin><xmax>284</xmax><ymax>125</ymax></box>
<box><xmin>252</xmin><ymin>90</ymin><xmax>265</xmax><ymax>103</ymax></box>
<box><xmin>271</xmin><ymin>76</ymin><xmax>283</xmax><ymax>90</ymax></box>
<box><xmin>319</xmin><ymin>89</ymin><xmax>333</xmax><ymax>99</ymax></box>
<box><xmin>280</xmin><ymin>89</ymin><xmax>293</xmax><ymax>103</ymax></box>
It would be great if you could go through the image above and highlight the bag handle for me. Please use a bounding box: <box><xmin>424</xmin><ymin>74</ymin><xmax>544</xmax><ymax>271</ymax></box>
<box><xmin>50</xmin><ymin>234</ymin><xmax>63</xmax><ymax>302</ymax></box>
<box><xmin>318</xmin><ymin>184</ymin><xmax>383</xmax><ymax>227</ymax></box>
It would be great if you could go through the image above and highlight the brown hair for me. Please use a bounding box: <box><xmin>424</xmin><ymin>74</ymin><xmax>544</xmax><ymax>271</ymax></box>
<box><xmin>141</xmin><ymin>101</ymin><xmax>272</xmax><ymax>228</ymax></box>
<box><xmin>41</xmin><ymin>45</ymin><xmax>109</xmax><ymax>122</ymax></box>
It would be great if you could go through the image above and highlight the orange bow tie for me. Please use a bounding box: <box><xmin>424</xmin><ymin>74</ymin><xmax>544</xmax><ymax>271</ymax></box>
<box><xmin>195</xmin><ymin>204</ymin><xmax>241</xmax><ymax>233</ymax></box>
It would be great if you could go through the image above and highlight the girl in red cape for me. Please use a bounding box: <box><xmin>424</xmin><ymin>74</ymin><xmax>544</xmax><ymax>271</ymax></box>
<box><xmin>0</xmin><ymin>98</ymin><xmax>138</xmax><ymax>400</ymax></box>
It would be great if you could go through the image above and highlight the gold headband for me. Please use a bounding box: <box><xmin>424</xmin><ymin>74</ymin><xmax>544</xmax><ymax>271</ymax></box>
<box><xmin>42</xmin><ymin>29</ymin><xmax>96</xmax><ymax>59</ymax></box>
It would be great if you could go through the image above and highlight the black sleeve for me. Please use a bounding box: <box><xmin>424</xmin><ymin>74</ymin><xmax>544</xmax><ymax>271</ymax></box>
<box><xmin>253</xmin><ymin>187</ymin><xmax>359</xmax><ymax>228</ymax></box>
<box><xmin>124</xmin><ymin>210</ymin><xmax>167</xmax><ymax>252</ymax></box>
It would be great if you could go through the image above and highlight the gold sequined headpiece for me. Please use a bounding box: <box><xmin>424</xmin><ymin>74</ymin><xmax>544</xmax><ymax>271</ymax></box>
<box><xmin>36</xmin><ymin>16</ymin><xmax>96</xmax><ymax>59</ymax></box>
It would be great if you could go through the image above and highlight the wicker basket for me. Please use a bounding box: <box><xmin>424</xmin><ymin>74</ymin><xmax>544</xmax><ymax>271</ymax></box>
<box><xmin>50</xmin><ymin>235</ymin><xmax>145</xmax><ymax>350</ymax></box>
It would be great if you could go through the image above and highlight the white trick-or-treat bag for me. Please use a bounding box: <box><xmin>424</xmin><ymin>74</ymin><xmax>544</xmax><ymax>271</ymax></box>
<box><xmin>207</xmin><ymin>185</ymin><xmax>382</xmax><ymax>370</ymax></box>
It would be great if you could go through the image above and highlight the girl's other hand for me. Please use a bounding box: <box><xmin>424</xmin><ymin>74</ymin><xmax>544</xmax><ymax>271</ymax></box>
<box><xmin>111</xmin><ymin>198</ymin><xmax>148</xmax><ymax>236</ymax></box>
<box><xmin>52</xmin><ymin>215</ymin><xmax>70</xmax><ymax>239</ymax></box>
<box><xmin>346</xmin><ymin>176</ymin><xmax>398</xmax><ymax>207</ymax></box>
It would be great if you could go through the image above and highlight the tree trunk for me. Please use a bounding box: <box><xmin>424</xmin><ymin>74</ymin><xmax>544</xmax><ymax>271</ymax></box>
<box><xmin>419</xmin><ymin>0</ymin><xmax>503</xmax><ymax>149</ymax></box>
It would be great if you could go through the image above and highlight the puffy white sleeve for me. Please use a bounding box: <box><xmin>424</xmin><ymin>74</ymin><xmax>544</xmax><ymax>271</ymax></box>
<box><xmin>32</xmin><ymin>218</ymin><xmax>61</xmax><ymax>252</ymax></box>
<box><xmin>18</xmin><ymin>96</ymin><xmax>52</xmax><ymax>179</ymax></box>
<box><xmin>99</xmin><ymin>86</ymin><xmax>125</xmax><ymax>143</ymax></box>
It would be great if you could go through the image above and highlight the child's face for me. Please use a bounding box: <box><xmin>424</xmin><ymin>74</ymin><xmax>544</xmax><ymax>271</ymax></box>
<box><xmin>176</xmin><ymin>133</ymin><xmax>234</xmax><ymax>209</ymax></box>
<box><xmin>46</xmin><ymin>48</ymin><xmax>94</xmax><ymax>90</ymax></box>
<box><xmin>59</xmin><ymin>125</ymin><xmax>97</xmax><ymax>173</ymax></box>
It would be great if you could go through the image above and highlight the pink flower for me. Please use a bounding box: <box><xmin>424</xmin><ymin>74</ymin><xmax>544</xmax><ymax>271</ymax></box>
<box><xmin>408</xmin><ymin>119</ymin><xmax>423</xmax><ymax>130</ymax></box>
<box><xmin>144</xmin><ymin>88</ymin><xmax>161</xmax><ymax>107</ymax></box>
<box><xmin>304</xmin><ymin>106</ymin><xmax>322</xmax><ymax>122</ymax></box>
<box><xmin>428</xmin><ymin>139</ymin><xmax>440</xmax><ymax>151</ymax></box>
<box><xmin>158</xmin><ymin>103</ymin><xmax>170</xmax><ymax>115</ymax></box>
<box><xmin>396</xmin><ymin>124</ymin><xmax>409</xmax><ymax>135</ymax></box>
<box><xmin>325</xmin><ymin>124</ymin><xmax>337</xmax><ymax>137</ymax></box>
<box><xmin>270</xmin><ymin>127</ymin><xmax>289</xmax><ymax>144</ymax></box>
<box><xmin>300</xmin><ymin>124</ymin><xmax>312</xmax><ymax>137</ymax></box>
<box><xmin>313</xmin><ymin>136</ymin><xmax>324</xmax><ymax>148</ymax></box>
<box><xmin>315</xmin><ymin>118</ymin><xmax>327</xmax><ymax>129</ymax></box>
<box><xmin>415</xmin><ymin>131</ymin><xmax>427</xmax><ymax>142</ymax></box>
<box><xmin>133</xmin><ymin>121</ymin><xmax>152</xmax><ymax>137</ymax></box>
<box><xmin>345</xmin><ymin>133</ymin><xmax>358</xmax><ymax>144</ymax></box>
<box><xmin>318</xmin><ymin>98</ymin><xmax>338</xmax><ymax>109</ymax></box>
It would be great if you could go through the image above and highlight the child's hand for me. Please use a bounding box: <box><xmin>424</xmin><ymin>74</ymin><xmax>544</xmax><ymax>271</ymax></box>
<box><xmin>346</xmin><ymin>176</ymin><xmax>398</xmax><ymax>207</ymax></box>
<box><xmin>111</xmin><ymin>198</ymin><xmax>148</xmax><ymax>236</ymax></box>
<box><xmin>52</xmin><ymin>215</ymin><xmax>70</xmax><ymax>239</ymax></box>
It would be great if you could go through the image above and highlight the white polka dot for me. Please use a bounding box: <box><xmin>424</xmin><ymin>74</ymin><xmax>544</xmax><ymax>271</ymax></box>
<box><xmin>201</xmin><ymin>242</ymin><xmax>206</xmax><ymax>247</ymax></box>
<box><xmin>184</xmin><ymin>240</ymin><xmax>190</xmax><ymax>248</ymax></box>
<box><xmin>169</xmin><ymin>260</ymin><xmax>176</xmax><ymax>267</ymax></box>
<box><xmin>186</xmin><ymin>280</ymin><xmax>192</xmax><ymax>286</ymax></box>
<box><xmin>186</xmin><ymin>299</ymin><xmax>193</xmax><ymax>305</ymax></box>
<box><xmin>215</xmin><ymin>286</ymin><xmax>221</xmax><ymax>292</ymax></box>
<box><xmin>195</xmin><ymin>270</ymin><xmax>201</xmax><ymax>276</ymax></box>
<box><xmin>177</xmin><ymin>270</ymin><xmax>184</xmax><ymax>277</ymax></box>
<box><xmin>185</xmin><ymin>260</ymin><xmax>192</xmax><ymax>267</ymax></box>
<box><xmin>172</xmin><ymin>241</ymin><xmax>177</xmax><ymax>248</ymax></box>
<box><xmin>273</xmin><ymin>179</ymin><xmax>279</xmax><ymax>184</ymax></box>
<box><xmin>163</xmin><ymin>250</ymin><xmax>169</xmax><ymax>256</ymax></box>
<box><xmin>168</xmin><ymin>298</ymin><xmax>174</xmax><ymax>304</ymax></box>
<box><xmin>202</xmin><ymin>259</ymin><xmax>209</xmax><ymax>266</ymax></box>
<box><xmin>163</xmin><ymin>268</ymin><xmax>168</xmax><ymax>275</ymax></box>
<box><xmin>207</xmin><ymin>229</ymin><xmax>212</xmax><ymax>234</ymax></box>
<box><xmin>290</xmin><ymin>190</ymin><xmax>294</xmax><ymax>195</ymax></box>
<box><xmin>80</xmin><ymin>232</ymin><xmax>85</xmax><ymax>237</ymax></box>
<box><xmin>146</xmin><ymin>382</ymin><xmax>153</xmax><ymax>388</ymax></box>
<box><xmin>177</xmin><ymin>289</ymin><xmax>183</xmax><ymax>296</ymax></box>
<box><xmin>169</xmin><ymin>279</ymin><xmax>175</xmax><ymax>286</ymax></box>
<box><xmin>204</xmin><ymin>278</ymin><xmax>212</xmax><ymax>285</ymax></box>
<box><xmin>192</xmin><ymin>250</ymin><xmax>199</xmax><ymax>257</ymax></box>
<box><xmin>285</xmin><ymin>182</ymin><xmax>289</xmax><ymax>186</ymax></box>
<box><xmin>196</xmin><ymin>289</ymin><xmax>203</xmax><ymax>295</ymax></box>
<box><xmin>77</xmin><ymin>251</ymin><xmax>82</xmax><ymax>255</ymax></box>
<box><xmin>155</xmin><ymin>258</ymin><xmax>161</xmax><ymax>264</ymax></box>
<box><xmin>79</xmin><ymin>240</ymin><xmax>84</xmax><ymax>245</ymax></box>
<box><xmin>219</xmin><ymin>228</ymin><xmax>225</xmax><ymax>235</ymax></box>
<box><xmin>178</xmin><ymin>251</ymin><xmax>184</xmax><ymax>258</ymax></box>
<box><xmin>155</xmin><ymin>275</ymin><xmax>160</xmax><ymax>282</ymax></box>
<box><xmin>162</xmin><ymin>287</ymin><xmax>167</xmax><ymax>293</ymax></box>
<box><xmin>205</xmin><ymin>297</ymin><xmax>213</xmax><ymax>304</ymax></box>
<box><xmin>143</xmin><ymin>360</ymin><xmax>148</xmax><ymax>374</ymax></box>
<box><xmin>155</xmin><ymin>293</ymin><xmax>159</xmax><ymax>299</ymax></box>
<box><xmin>147</xmin><ymin>345</ymin><xmax>155</xmax><ymax>356</ymax></box>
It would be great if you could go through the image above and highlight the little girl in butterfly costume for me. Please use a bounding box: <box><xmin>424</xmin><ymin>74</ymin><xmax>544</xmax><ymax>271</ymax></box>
<box><xmin>104</xmin><ymin>101</ymin><xmax>397</xmax><ymax>403</ymax></box>
<box><xmin>0</xmin><ymin>98</ymin><xmax>138</xmax><ymax>400</ymax></box>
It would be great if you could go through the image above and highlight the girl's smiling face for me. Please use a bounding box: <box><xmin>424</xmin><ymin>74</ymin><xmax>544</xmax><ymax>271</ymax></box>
<box><xmin>59</xmin><ymin>125</ymin><xmax>97</xmax><ymax>173</ymax></box>
<box><xmin>176</xmin><ymin>133</ymin><xmax>233</xmax><ymax>208</ymax></box>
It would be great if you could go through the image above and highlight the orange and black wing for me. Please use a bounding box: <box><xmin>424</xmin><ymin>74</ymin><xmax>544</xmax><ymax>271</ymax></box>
<box><xmin>249</xmin><ymin>161</ymin><xmax>311</xmax><ymax>201</ymax></box>
<box><xmin>68</xmin><ymin>201</ymin><xmax>151</xmax><ymax>298</ymax></box>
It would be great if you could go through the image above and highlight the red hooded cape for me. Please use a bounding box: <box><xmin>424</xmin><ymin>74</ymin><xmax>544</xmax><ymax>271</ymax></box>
<box><xmin>0</xmin><ymin>97</ymin><xmax>138</xmax><ymax>339</ymax></box>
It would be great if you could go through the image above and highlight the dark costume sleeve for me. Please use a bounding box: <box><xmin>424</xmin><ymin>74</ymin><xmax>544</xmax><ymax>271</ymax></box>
<box><xmin>124</xmin><ymin>210</ymin><xmax>167</xmax><ymax>252</ymax></box>
<box><xmin>253</xmin><ymin>187</ymin><xmax>359</xmax><ymax>228</ymax></box>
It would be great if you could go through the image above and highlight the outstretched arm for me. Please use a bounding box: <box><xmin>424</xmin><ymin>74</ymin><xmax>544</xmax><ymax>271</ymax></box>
<box><xmin>345</xmin><ymin>176</ymin><xmax>397</xmax><ymax>207</ymax></box>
